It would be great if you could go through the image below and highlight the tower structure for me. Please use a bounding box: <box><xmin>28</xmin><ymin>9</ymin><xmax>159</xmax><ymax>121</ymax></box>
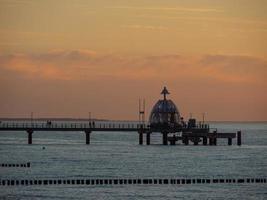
<box><xmin>149</xmin><ymin>87</ymin><xmax>181</xmax><ymax>132</ymax></box>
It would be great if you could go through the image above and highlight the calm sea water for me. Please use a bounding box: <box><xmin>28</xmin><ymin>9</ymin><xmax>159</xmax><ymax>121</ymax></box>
<box><xmin>0</xmin><ymin>122</ymin><xmax>266</xmax><ymax>199</ymax></box>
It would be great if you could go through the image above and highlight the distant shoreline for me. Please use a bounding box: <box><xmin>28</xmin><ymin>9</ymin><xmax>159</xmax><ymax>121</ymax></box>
<box><xmin>0</xmin><ymin>118</ymin><xmax>266</xmax><ymax>123</ymax></box>
<box><xmin>0</xmin><ymin>118</ymin><xmax>108</xmax><ymax>122</ymax></box>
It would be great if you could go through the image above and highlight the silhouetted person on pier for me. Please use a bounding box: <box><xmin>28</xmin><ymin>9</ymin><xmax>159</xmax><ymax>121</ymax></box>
<box><xmin>92</xmin><ymin>121</ymin><xmax>95</xmax><ymax>128</ymax></box>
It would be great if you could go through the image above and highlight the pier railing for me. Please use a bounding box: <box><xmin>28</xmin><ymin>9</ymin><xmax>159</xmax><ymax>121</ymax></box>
<box><xmin>0</xmin><ymin>121</ymin><xmax>210</xmax><ymax>131</ymax></box>
<box><xmin>0</xmin><ymin>122</ymin><xmax>150</xmax><ymax>130</ymax></box>
<box><xmin>0</xmin><ymin>121</ymin><xmax>211</xmax><ymax>132</ymax></box>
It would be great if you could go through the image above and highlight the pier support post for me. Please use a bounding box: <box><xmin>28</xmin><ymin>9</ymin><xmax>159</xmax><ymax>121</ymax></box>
<box><xmin>184</xmin><ymin>136</ymin><xmax>189</xmax><ymax>145</ymax></box>
<box><xmin>27</xmin><ymin>130</ymin><xmax>33</xmax><ymax>144</ymax></box>
<box><xmin>139</xmin><ymin>131</ymin><xmax>143</xmax><ymax>145</ymax></box>
<box><xmin>162</xmin><ymin>132</ymin><xmax>168</xmax><ymax>145</ymax></box>
<box><xmin>237</xmin><ymin>131</ymin><xmax>242</xmax><ymax>146</ymax></box>
<box><xmin>228</xmin><ymin>138</ymin><xmax>232</xmax><ymax>145</ymax></box>
<box><xmin>203</xmin><ymin>137</ymin><xmax>207</xmax><ymax>145</ymax></box>
<box><xmin>170</xmin><ymin>135</ymin><xmax>176</xmax><ymax>145</ymax></box>
<box><xmin>85</xmin><ymin>131</ymin><xmax>91</xmax><ymax>145</ymax></box>
<box><xmin>209</xmin><ymin>131</ymin><xmax>217</xmax><ymax>146</ymax></box>
<box><xmin>194</xmin><ymin>140</ymin><xmax>199</xmax><ymax>145</ymax></box>
<box><xmin>209</xmin><ymin>137</ymin><xmax>213</xmax><ymax>145</ymax></box>
<box><xmin>146</xmin><ymin>132</ymin><xmax>151</xmax><ymax>145</ymax></box>
<box><xmin>214</xmin><ymin>138</ymin><xmax>217</xmax><ymax>146</ymax></box>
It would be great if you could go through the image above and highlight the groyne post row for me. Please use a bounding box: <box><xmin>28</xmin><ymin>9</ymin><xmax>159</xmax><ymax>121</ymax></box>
<box><xmin>0</xmin><ymin>178</ymin><xmax>266</xmax><ymax>186</ymax></box>
<box><xmin>0</xmin><ymin>162</ymin><xmax>30</xmax><ymax>168</ymax></box>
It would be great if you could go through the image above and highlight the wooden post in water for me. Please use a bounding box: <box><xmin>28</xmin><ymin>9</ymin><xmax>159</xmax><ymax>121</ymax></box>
<box><xmin>146</xmin><ymin>132</ymin><xmax>151</xmax><ymax>145</ymax></box>
<box><xmin>213</xmin><ymin>130</ymin><xmax>217</xmax><ymax>145</ymax></box>
<box><xmin>139</xmin><ymin>131</ymin><xmax>143</xmax><ymax>145</ymax></box>
<box><xmin>228</xmin><ymin>138</ymin><xmax>232</xmax><ymax>145</ymax></box>
<box><xmin>85</xmin><ymin>131</ymin><xmax>91</xmax><ymax>145</ymax></box>
<box><xmin>214</xmin><ymin>138</ymin><xmax>217</xmax><ymax>146</ymax></box>
<box><xmin>209</xmin><ymin>137</ymin><xmax>213</xmax><ymax>145</ymax></box>
<box><xmin>203</xmin><ymin>137</ymin><xmax>207</xmax><ymax>145</ymax></box>
<box><xmin>170</xmin><ymin>134</ymin><xmax>176</xmax><ymax>145</ymax></box>
<box><xmin>237</xmin><ymin>131</ymin><xmax>242</xmax><ymax>146</ymax></box>
<box><xmin>184</xmin><ymin>136</ymin><xmax>189</xmax><ymax>145</ymax></box>
<box><xmin>27</xmin><ymin>130</ymin><xmax>33</xmax><ymax>144</ymax></box>
<box><xmin>162</xmin><ymin>132</ymin><xmax>168</xmax><ymax>145</ymax></box>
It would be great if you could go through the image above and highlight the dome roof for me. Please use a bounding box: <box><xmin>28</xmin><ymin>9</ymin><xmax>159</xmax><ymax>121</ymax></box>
<box><xmin>149</xmin><ymin>87</ymin><xmax>181</xmax><ymax>127</ymax></box>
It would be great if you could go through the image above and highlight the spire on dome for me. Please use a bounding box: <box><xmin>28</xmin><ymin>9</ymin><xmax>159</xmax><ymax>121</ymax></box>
<box><xmin>161</xmin><ymin>86</ymin><xmax>170</xmax><ymax>100</ymax></box>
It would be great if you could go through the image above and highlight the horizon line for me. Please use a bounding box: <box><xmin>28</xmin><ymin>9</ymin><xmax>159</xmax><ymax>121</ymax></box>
<box><xmin>0</xmin><ymin>117</ymin><xmax>266</xmax><ymax>123</ymax></box>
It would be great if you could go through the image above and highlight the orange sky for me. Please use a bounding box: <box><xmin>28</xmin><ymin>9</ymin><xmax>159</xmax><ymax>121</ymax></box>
<box><xmin>0</xmin><ymin>0</ymin><xmax>267</xmax><ymax>121</ymax></box>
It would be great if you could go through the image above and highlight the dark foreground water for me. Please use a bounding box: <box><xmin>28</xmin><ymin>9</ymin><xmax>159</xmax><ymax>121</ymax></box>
<box><xmin>0</xmin><ymin>122</ymin><xmax>266</xmax><ymax>199</ymax></box>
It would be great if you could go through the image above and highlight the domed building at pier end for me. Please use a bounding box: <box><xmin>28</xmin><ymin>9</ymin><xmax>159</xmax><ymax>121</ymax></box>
<box><xmin>149</xmin><ymin>87</ymin><xmax>181</xmax><ymax>130</ymax></box>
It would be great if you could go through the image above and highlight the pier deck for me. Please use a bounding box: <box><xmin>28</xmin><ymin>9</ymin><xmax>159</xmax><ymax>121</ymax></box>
<box><xmin>0</xmin><ymin>122</ymin><xmax>240</xmax><ymax>146</ymax></box>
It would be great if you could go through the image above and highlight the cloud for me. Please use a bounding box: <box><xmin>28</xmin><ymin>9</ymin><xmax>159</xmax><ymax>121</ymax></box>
<box><xmin>199</xmin><ymin>55</ymin><xmax>267</xmax><ymax>83</ymax></box>
<box><xmin>0</xmin><ymin>50</ymin><xmax>266</xmax><ymax>85</ymax></box>
<box><xmin>122</xmin><ymin>25</ymin><xmax>168</xmax><ymax>31</ymax></box>
<box><xmin>134</xmin><ymin>15</ymin><xmax>267</xmax><ymax>33</ymax></box>
<box><xmin>109</xmin><ymin>6</ymin><xmax>223</xmax><ymax>13</ymax></box>
<box><xmin>0</xmin><ymin>0</ymin><xmax>30</xmax><ymax>6</ymax></box>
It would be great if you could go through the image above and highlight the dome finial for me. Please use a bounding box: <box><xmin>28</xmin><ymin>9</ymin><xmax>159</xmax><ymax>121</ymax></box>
<box><xmin>161</xmin><ymin>86</ymin><xmax>170</xmax><ymax>100</ymax></box>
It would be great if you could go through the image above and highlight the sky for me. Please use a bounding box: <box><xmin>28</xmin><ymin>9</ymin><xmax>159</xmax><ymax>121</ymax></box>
<box><xmin>0</xmin><ymin>0</ymin><xmax>267</xmax><ymax>121</ymax></box>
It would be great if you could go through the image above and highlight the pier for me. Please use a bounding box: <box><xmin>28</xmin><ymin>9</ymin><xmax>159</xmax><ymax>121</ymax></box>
<box><xmin>0</xmin><ymin>87</ymin><xmax>242</xmax><ymax>146</ymax></box>
<box><xmin>0</xmin><ymin>121</ymin><xmax>241</xmax><ymax>146</ymax></box>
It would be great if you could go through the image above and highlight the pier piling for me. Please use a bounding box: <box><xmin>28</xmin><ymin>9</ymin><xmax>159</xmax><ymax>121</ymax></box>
<box><xmin>184</xmin><ymin>136</ymin><xmax>189</xmax><ymax>145</ymax></box>
<box><xmin>237</xmin><ymin>131</ymin><xmax>242</xmax><ymax>146</ymax></box>
<box><xmin>162</xmin><ymin>132</ymin><xmax>168</xmax><ymax>145</ymax></box>
<box><xmin>209</xmin><ymin>137</ymin><xmax>213</xmax><ymax>145</ymax></box>
<box><xmin>214</xmin><ymin>138</ymin><xmax>217</xmax><ymax>146</ymax></box>
<box><xmin>85</xmin><ymin>131</ymin><xmax>91</xmax><ymax>145</ymax></box>
<box><xmin>138</xmin><ymin>131</ymin><xmax>143</xmax><ymax>145</ymax></box>
<box><xmin>27</xmin><ymin>130</ymin><xmax>33</xmax><ymax>144</ymax></box>
<box><xmin>228</xmin><ymin>138</ymin><xmax>232</xmax><ymax>145</ymax></box>
<box><xmin>146</xmin><ymin>132</ymin><xmax>151</xmax><ymax>145</ymax></box>
<box><xmin>203</xmin><ymin>137</ymin><xmax>207</xmax><ymax>145</ymax></box>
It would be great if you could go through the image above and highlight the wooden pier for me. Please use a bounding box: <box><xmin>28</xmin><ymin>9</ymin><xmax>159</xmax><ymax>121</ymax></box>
<box><xmin>0</xmin><ymin>88</ymin><xmax>243</xmax><ymax>146</ymax></box>
<box><xmin>0</xmin><ymin>121</ymin><xmax>241</xmax><ymax>146</ymax></box>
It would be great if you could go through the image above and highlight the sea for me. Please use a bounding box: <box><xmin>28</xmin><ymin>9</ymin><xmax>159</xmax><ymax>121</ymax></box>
<box><xmin>0</xmin><ymin>121</ymin><xmax>266</xmax><ymax>200</ymax></box>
